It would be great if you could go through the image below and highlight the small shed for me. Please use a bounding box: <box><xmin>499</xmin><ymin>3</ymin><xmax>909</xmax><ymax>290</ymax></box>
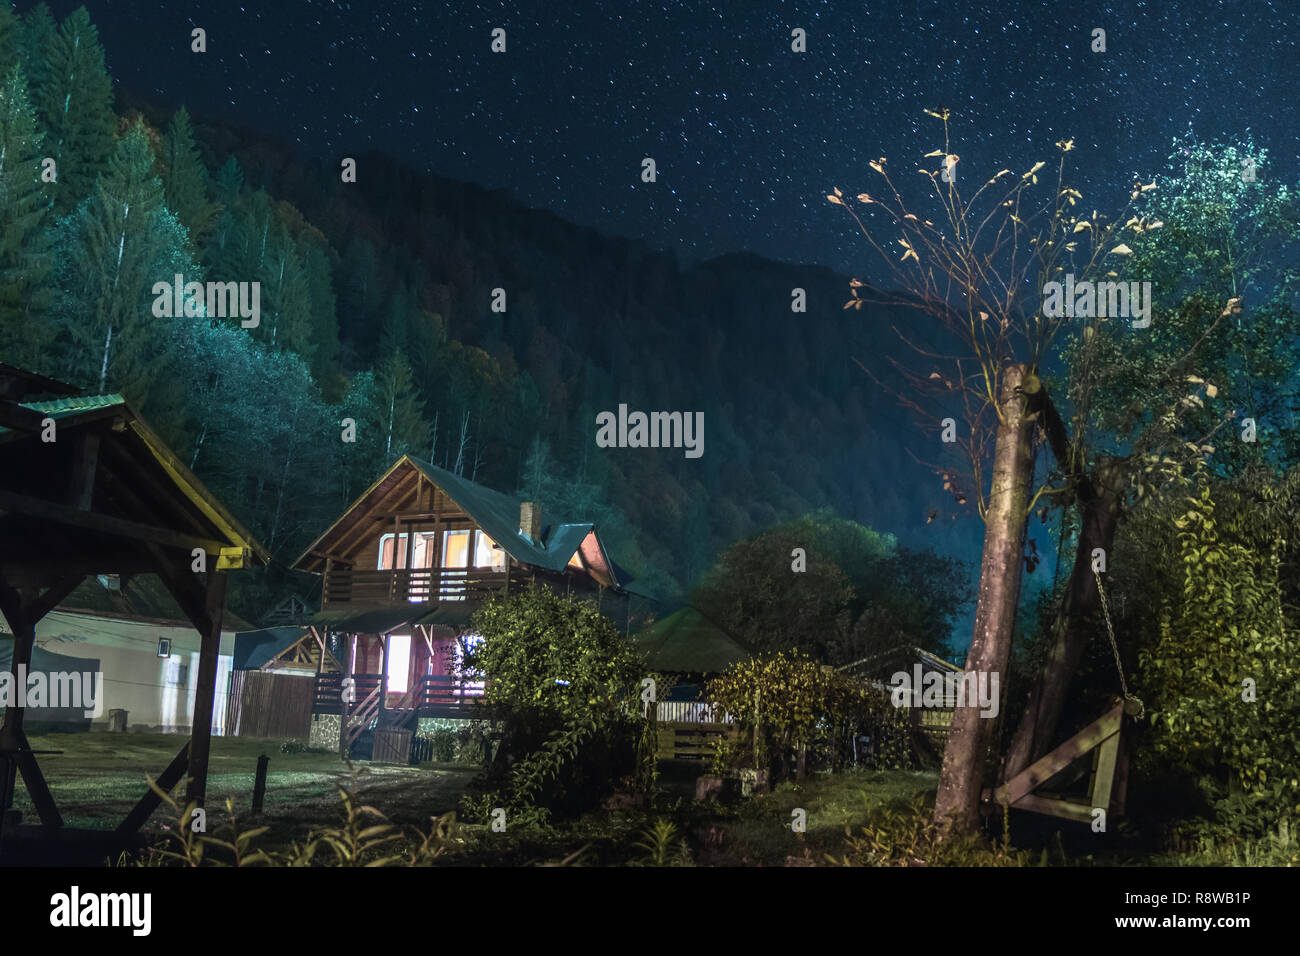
<box><xmin>630</xmin><ymin>606</ymin><xmax>751</xmax><ymax>721</ymax></box>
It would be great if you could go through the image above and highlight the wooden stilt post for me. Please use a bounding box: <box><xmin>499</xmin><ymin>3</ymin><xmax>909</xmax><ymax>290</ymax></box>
<box><xmin>185</xmin><ymin>571</ymin><xmax>227</xmax><ymax>807</ymax></box>
<box><xmin>340</xmin><ymin>633</ymin><xmax>355</xmax><ymax>758</ymax></box>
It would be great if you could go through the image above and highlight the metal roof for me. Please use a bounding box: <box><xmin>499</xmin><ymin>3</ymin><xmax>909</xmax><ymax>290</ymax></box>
<box><xmin>295</xmin><ymin>455</ymin><xmax>636</xmax><ymax>590</ymax></box>
<box><xmin>232</xmin><ymin>626</ymin><xmax>313</xmax><ymax>670</ymax></box>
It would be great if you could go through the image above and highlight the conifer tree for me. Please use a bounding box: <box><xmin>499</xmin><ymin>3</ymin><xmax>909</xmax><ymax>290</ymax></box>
<box><xmin>301</xmin><ymin>240</ymin><xmax>341</xmax><ymax>387</ymax></box>
<box><xmin>0</xmin><ymin>4</ymin><xmax>18</xmax><ymax>76</ymax></box>
<box><xmin>376</xmin><ymin>351</ymin><xmax>430</xmax><ymax>460</ymax></box>
<box><xmin>17</xmin><ymin>3</ymin><xmax>55</xmax><ymax>91</ymax></box>
<box><xmin>160</xmin><ymin>106</ymin><xmax>215</xmax><ymax>250</ymax></box>
<box><xmin>258</xmin><ymin>223</ymin><xmax>313</xmax><ymax>356</ymax></box>
<box><xmin>33</xmin><ymin>6</ymin><xmax>115</xmax><ymax>213</ymax></box>
<box><xmin>54</xmin><ymin>120</ymin><xmax>193</xmax><ymax>402</ymax></box>
<box><xmin>0</xmin><ymin>65</ymin><xmax>56</xmax><ymax>369</ymax></box>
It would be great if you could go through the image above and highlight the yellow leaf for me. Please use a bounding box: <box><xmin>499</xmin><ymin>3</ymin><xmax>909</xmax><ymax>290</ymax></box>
<box><xmin>1110</xmin><ymin>243</ymin><xmax>1133</xmax><ymax>255</ymax></box>
<box><xmin>833</xmin><ymin>186</ymin><xmax>843</xmax><ymax>197</ymax></box>
<box><xmin>826</xmin><ymin>194</ymin><xmax>843</xmax><ymax>205</ymax></box>
<box><xmin>924</xmin><ymin>149</ymin><xmax>945</xmax><ymax>157</ymax></box>
<box><xmin>856</xmin><ymin>193</ymin><xmax>874</xmax><ymax>203</ymax></box>
<box><xmin>1206</xmin><ymin>384</ymin><xmax>1218</xmax><ymax>398</ymax></box>
<box><xmin>1073</xmin><ymin>220</ymin><xmax>1091</xmax><ymax>233</ymax></box>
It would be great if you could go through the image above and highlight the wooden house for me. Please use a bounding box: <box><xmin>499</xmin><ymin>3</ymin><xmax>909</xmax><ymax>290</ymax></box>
<box><xmin>291</xmin><ymin>455</ymin><xmax>641</xmax><ymax>759</ymax></box>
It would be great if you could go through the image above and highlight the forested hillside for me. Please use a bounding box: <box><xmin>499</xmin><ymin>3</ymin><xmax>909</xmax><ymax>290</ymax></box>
<box><xmin>0</xmin><ymin>4</ymin><xmax>982</xmax><ymax>622</ymax></box>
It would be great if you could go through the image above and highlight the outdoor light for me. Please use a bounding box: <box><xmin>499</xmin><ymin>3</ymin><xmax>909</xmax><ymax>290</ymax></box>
<box><xmin>156</xmin><ymin>638</ymin><xmax>171</xmax><ymax>658</ymax></box>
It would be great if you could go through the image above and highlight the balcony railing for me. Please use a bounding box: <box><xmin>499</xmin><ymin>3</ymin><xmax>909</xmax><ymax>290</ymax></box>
<box><xmin>322</xmin><ymin>566</ymin><xmax>527</xmax><ymax>606</ymax></box>
<box><xmin>313</xmin><ymin>673</ymin><xmax>483</xmax><ymax>719</ymax></box>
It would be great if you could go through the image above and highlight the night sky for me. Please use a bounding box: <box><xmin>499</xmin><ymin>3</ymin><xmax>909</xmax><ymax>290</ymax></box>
<box><xmin>37</xmin><ymin>0</ymin><xmax>1300</xmax><ymax>275</ymax></box>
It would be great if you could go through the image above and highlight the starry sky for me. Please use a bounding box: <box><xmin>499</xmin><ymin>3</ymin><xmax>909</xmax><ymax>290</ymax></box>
<box><xmin>37</xmin><ymin>0</ymin><xmax>1300</xmax><ymax>275</ymax></box>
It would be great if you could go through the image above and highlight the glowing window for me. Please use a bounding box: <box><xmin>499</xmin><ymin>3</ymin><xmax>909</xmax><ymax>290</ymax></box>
<box><xmin>475</xmin><ymin>531</ymin><xmax>505</xmax><ymax>570</ymax></box>
<box><xmin>386</xmin><ymin>634</ymin><xmax>411</xmax><ymax>694</ymax></box>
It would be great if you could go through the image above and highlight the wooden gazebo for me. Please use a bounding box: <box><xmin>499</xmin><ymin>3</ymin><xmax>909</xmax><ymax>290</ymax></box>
<box><xmin>0</xmin><ymin>365</ymin><xmax>268</xmax><ymax>860</ymax></box>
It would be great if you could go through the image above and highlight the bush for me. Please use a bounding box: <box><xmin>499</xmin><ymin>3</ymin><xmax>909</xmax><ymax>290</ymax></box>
<box><xmin>460</xmin><ymin>585</ymin><xmax>652</xmax><ymax>819</ymax></box>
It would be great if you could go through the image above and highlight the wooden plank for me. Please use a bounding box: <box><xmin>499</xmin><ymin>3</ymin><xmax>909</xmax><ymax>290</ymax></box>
<box><xmin>993</xmin><ymin>703</ymin><xmax>1122</xmax><ymax>807</ymax></box>
<box><xmin>1011</xmin><ymin>793</ymin><xmax>1094</xmax><ymax>824</ymax></box>
<box><xmin>1089</xmin><ymin>731</ymin><xmax>1120</xmax><ymax>815</ymax></box>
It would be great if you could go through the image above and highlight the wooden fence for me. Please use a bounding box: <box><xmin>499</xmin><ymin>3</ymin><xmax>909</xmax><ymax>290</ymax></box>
<box><xmin>226</xmin><ymin>670</ymin><xmax>315</xmax><ymax>739</ymax></box>
<box><xmin>655</xmin><ymin>721</ymin><xmax>740</xmax><ymax>761</ymax></box>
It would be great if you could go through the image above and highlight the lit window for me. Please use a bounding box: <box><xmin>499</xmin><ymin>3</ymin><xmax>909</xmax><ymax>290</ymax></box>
<box><xmin>378</xmin><ymin>533</ymin><xmax>438</xmax><ymax>570</ymax></box>
<box><xmin>475</xmin><ymin>531</ymin><xmax>505</xmax><ymax>570</ymax></box>
<box><xmin>386</xmin><ymin>634</ymin><xmax>411</xmax><ymax>694</ymax></box>
<box><xmin>567</xmin><ymin>550</ymin><xmax>583</xmax><ymax>570</ymax></box>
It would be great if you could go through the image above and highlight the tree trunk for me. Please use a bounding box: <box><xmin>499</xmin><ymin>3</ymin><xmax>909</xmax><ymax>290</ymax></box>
<box><xmin>1002</xmin><ymin>460</ymin><xmax>1123</xmax><ymax>780</ymax></box>
<box><xmin>934</xmin><ymin>363</ymin><xmax>1036</xmax><ymax>835</ymax></box>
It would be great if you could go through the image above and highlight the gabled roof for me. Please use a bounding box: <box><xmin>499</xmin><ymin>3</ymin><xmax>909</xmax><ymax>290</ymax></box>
<box><xmin>294</xmin><ymin>455</ymin><xmax>627</xmax><ymax>587</ymax></box>
<box><xmin>630</xmin><ymin>606</ymin><xmax>751</xmax><ymax>674</ymax></box>
<box><xmin>0</xmin><ymin>393</ymin><xmax>268</xmax><ymax>568</ymax></box>
<box><xmin>232</xmin><ymin>626</ymin><xmax>314</xmax><ymax>670</ymax></box>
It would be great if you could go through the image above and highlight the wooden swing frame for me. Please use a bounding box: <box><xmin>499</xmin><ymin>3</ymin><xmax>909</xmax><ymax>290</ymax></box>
<box><xmin>983</xmin><ymin>698</ymin><xmax>1129</xmax><ymax>823</ymax></box>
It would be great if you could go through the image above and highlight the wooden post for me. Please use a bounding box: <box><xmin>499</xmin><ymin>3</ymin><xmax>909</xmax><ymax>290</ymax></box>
<box><xmin>339</xmin><ymin>633</ymin><xmax>355</xmax><ymax>758</ymax></box>
<box><xmin>378</xmin><ymin>634</ymin><xmax>389</xmax><ymax>717</ymax></box>
<box><xmin>185</xmin><ymin>570</ymin><xmax>227</xmax><ymax>807</ymax></box>
<box><xmin>252</xmin><ymin>754</ymin><xmax>269</xmax><ymax>813</ymax></box>
<box><xmin>934</xmin><ymin>364</ymin><xmax>1036</xmax><ymax>836</ymax></box>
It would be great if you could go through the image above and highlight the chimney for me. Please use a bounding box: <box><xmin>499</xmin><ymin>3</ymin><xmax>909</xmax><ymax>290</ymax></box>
<box><xmin>520</xmin><ymin>501</ymin><xmax>542</xmax><ymax>543</ymax></box>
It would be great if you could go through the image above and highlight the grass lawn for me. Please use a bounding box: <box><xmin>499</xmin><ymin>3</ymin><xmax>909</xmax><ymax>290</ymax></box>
<box><xmin>450</xmin><ymin>766</ymin><xmax>940</xmax><ymax>866</ymax></box>
<box><xmin>12</xmin><ymin>732</ymin><xmax>478</xmax><ymax>854</ymax></box>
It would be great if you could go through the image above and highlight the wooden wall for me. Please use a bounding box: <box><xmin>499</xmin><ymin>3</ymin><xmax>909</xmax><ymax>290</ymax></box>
<box><xmin>227</xmin><ymin>670</ymin><xmax>315</xmax><ymax>739</ymax></box>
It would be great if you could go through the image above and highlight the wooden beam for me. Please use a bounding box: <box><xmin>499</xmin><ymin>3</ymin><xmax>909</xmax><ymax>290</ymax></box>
<box><xmin>0</xmin><ymin>489</ymin><xmax>228</xmax><ymax>555</ymax></box>
<box><xmin>117</xmin><ymin>743</ymin><xmax>189</xmax><ymax>834</ymax></box>
<box><xmin>13</xmin><ymin>731</ymin><xmax>62</xmax><ymax>827</ymax></box>
<box><xmin>185</xmin><ymin>572</ymin><xmax>227</xmax><ymax>806</ymax></box>
<box><xmin>993</xmin><ymin>701</ymin><xmax>1123</xmax><ymax>807</ymax></box>
<box><xmin>0</xmin><ymin>403</ymin><xmax>49</xmax><ymax>433</ymax></box>
<box><xmin>69</xmin><ymin>432</ymin><xmax>100</xmax><ymax>510</ymax></box>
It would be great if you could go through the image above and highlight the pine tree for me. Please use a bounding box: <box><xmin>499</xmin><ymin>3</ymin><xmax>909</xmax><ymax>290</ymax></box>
<box><xmin>33</xmin><ymin>6</ymin><xmax>115</xmax><ymax>214</ymax></box>
<box><xmin>160</xmin><ymin>106</ymin><xmax>215</xmax><ymax>250</ymax></box>
<box><xmin>301</xmin><ymin>240</ymin><xmax>341</xmax><ymax>387</ymax></box>
<box><xmin>0</xmin><ymin>65</ymin><xmax>56</xmax><ymax>369</ymax></box>
<box><xmin>258</xmin><ymin>222</ymin><xmax>313</xmax><ymax>356</ymax></box>
<box><xmin>371</xmin><ymin>351</ymin><xmax>430</xmax><ymax>462</ymax></box>
<box><xmin>213</xmin><ymin>155</ymin><xmax>243</xmax><ymax>207</ymax></box>
<box><xmin>17</xmin><ymin>3</ymin><xmax>55</xmax><ymax>92</ymax></box>
<box><xmin>0</xmin><ymin>4</ymin><xmax>18</xmax><ymax>76</ymax></box>
<box><xmin>54</xmin><ymin>120</ymin><xmax>194</xmax><ymax>403</ymax></box>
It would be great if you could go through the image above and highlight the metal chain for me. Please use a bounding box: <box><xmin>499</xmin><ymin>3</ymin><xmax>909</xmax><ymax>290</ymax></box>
<box><xmin>1093</xmin><ymin>567</ymin><xmax>1144</xmax><ymax>718</ymax></box>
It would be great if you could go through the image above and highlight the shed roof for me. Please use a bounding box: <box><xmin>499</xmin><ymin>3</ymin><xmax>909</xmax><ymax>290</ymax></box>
<box><xmin>232</xmin><ymin>626</ymin><xmax>313</xmax><ymax>671</ymax></box>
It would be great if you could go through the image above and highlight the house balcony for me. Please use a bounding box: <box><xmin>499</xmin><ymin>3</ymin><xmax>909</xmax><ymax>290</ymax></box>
<box><xmin>321</xmin><ymin>565</ymin><xmax>529</xmax><ymax>607</ymax></box>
